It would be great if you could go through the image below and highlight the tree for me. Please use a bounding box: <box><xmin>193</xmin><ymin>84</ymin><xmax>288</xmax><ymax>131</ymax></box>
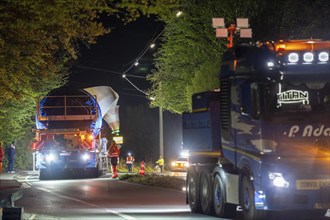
<box><xmin>0</xmin><ymin>0</ymin><xmax>115</xmax><ymax>143</ymax></box>
<box><xmin>147</xmin><ymin>0</ymin><xmax>330</xmax><ymax>113</ymax></box>
<box><xmin>0</xmin><ymin>0</ymin><xmax>181</xmax><ymax>169</ymax></box>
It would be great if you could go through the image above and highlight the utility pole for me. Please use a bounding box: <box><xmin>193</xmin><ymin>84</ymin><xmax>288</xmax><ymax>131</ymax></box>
<box><xmin>159</xmin><ymin>106</ymin><xmax>164</xmax><ymax>159</ymax></box>
<box><xmin>212</xmin><ymin>18</ymin><xmax>252</xmax><ymax>48</ymax></box>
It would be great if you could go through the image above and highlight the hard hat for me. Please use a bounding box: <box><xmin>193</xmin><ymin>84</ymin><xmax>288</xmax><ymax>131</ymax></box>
<box><xmin>128</xmin><ymin>152</ymin><xmax>131</xmax><ymax>156</ymax></box>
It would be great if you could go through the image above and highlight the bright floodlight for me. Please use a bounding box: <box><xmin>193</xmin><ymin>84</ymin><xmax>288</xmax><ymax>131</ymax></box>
<box><xmin>150</xmin><ymin>43</ymin><xmax>155</xmax><ymax>48</ymax></box>
<box><xmin>303</xmin><ymin>52</ymin><xmax>314</xmax><ymax>63</ymax></box>
<box><xmin>216</xmin><ymin>28</ymin><xmax>227</xmax><ymax>38</ymax></box>
<box><xmin>237</xmin><ymin>18</ymin><xmax>249</xmax><ymax>28</ymax></box>
<box><xmin>212</xmin><ymin>18</ymin><xmax>225</xmax><ymax>28</ymax></box>
<box><xmin>134</xmin><ymin>61</ymin><xmax>139</xmax><ymax>66</ymax></box>
<box><xmin>240</xmin><ymin>28</ymin><xmax>252</xmax><ymax>38</ymax></box>
<box><xmin>288</xmin><ymin>53</ymin><xmax>299</xmax><ymax>63</ymax></box>
<box><xmin>319</xmin><ymin>52</ymin><xmax>329</xmax><ymax>62</ymax></box>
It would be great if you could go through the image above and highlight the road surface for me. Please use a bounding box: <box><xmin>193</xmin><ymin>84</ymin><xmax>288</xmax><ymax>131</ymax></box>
<box><xmin>13</xmin><ymin>171</ymin><xmax>228</xmax><ymax>220</ymax></box>
<box><xmin>7</xmin><ymin>171</ymin><xmax>329</xmax><ymax>220</ymax></box>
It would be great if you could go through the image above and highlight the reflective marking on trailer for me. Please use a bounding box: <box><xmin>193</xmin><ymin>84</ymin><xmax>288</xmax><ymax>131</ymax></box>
<box><xmin>296</xmin><ymin>179</ymin><xmax>330</xmax><ymax>190</ymax></box>
<box><xmin>314</xmin><ymin>203</ymin><xmax>330</xmax><ymax>209</ymax></box>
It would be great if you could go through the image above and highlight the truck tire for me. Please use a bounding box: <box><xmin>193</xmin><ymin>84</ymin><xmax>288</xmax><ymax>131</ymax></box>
<box><xmin>187</xmin><ymin>169</ymin><xmax>202</xmax><ymax>213</ymax></box>
<box><xmin>213</xmin><ymin>174</ymin><xmax>236</xmax><ymax>218</ymax></box>
<box><xmin>213</xmin><ymin>173</ymin><xmax>226</xmax><ymax>217</ymax></box>
<box><xmin>200</xmin><ymin>169</ymin><xmax>214</xmax><ymax>215</ymax></box>
<box><xmin>39</xmin><ymin>169</ymin><xmax>49</xmax><ymax>180</ymax></box>
<box><xmin>240</xmin><ymin>175</ymin><xmax>265</xmax><ymax>220</ymax></box>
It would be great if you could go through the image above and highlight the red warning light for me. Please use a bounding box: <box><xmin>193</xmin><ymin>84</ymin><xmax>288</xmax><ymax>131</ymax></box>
<box><xmin>32</xmin><ymin>142</ymin><xmax>37</xmax><ymax>151</ymax></box>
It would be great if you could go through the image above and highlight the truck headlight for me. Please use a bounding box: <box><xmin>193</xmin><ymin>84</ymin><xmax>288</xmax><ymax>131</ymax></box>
<box><xmin>81</xmin><ymin>153</ymin><xmax>90</xmax><ymax>161</ymax></box>
<box><xmin>269</xmin><ymin>172</ymin><xmax>289</xmax><ymax>188</ymax></box>
<box><xmin>46</xmin><ymin>154</ymin><xmax>56</xmax><ymax>162</ymax></box>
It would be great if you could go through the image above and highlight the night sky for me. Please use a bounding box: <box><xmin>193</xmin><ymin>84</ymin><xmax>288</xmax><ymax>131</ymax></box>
<box><xmin>68</xmin><ymin>16</ymin><xmax>183</xmax><ymax>160</ymax></box>
<box><xmin>69</xmin><ymin>16</ymin><xmax>164</xmax><ymax>107</ymax></box>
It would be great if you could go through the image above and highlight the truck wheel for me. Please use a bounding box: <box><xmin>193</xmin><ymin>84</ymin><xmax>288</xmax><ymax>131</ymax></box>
<box><xmin>240</xmin><ymin>175</ymin><xmax>254</xmax><ymax>219</ymax></box>
<box><xmin>213</xmin><ymin>174</ymin><xmax>226</xmax><ymax>217</ymax></box>
<box><xmin>200</xmin><ymin>169</ymin><xmax>214</xmax><ymax>215</ymax></box>
<box><xmin>213</xmin><ymin>174</ymin><xmax>236</xmax><ymax>218</ymax></box>
<box><xmin>39</xmin><ymin>169</ymin><xmax>48</xmax><ymax>180</ymax></box>
<box><xmin>240</xmin><ymin>176</ymin><xmax>265</xmax><ymax>220</ymax></box>
<box><xmin>187</xmin><ymin>169</ymin><xmax>202</xmax><ymax>213</ymax></box>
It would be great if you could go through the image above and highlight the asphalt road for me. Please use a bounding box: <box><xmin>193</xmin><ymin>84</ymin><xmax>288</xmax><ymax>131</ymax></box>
<box><xmin>13</xmin><ymin>171</ymin><xmax>227</xmax><ymax>220</ymax></box>
<box><xmin>5</xmin><ymin>171</ymin><xmax>329</xmax><ymax>220</ymax></box>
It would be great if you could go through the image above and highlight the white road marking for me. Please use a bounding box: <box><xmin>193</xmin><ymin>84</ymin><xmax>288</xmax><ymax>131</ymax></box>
<box><xmin>35</xmin><ymin>187</ymin><xmax>137</xmax><ymax>220</ymax></box>
<box><xmin>28</xmin><ymin>214</ymin><xmax>36</xmax><ymax>220</ymax></box>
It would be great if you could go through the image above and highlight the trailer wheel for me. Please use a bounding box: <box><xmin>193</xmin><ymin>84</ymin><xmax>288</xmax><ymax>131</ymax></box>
<box><xmin>200</xmin><ymin>169</ymin><xmax>214</xmax><ymax>215</ymax></box>
<box><xmin>240</xmin><ymin>175</ymin><xmax>265</xmax><ymax>220</ymax></box>
<box><xmin>187</xmin><ymin>169</ymin><xmax>202</xmax><ymax>213</ymax></box>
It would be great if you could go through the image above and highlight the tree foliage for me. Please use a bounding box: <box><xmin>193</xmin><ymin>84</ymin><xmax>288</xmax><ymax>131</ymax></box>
<box><xmin>0</xmin><ymin>0</ymin><xmax>181</xmax><ymax>169</ymax></box>
<box><xmin>114</xmin><ymin>0</ymin><xmax>180</xmax><ymax>22</ymax></box>
<box><xmin>0</xmin><ymin>0</ymin><xmax>117</xmax><ymax>144</ymax></box>
<box><xmin>147</xmin><ymin>0</ymin><xmax>330</xmax><ymax>113</ymax></box>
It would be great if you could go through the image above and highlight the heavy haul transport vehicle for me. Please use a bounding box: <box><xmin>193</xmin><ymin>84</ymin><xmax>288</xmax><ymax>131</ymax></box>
<box><xmin>33</xmin><ymin>86</ymin><xmax>120</xmax><ymax>180</ymax></box>
<box><xmin>183</xmin><ymin>39</ymin><xmax>330</xmax><ymax>219</ymax></box>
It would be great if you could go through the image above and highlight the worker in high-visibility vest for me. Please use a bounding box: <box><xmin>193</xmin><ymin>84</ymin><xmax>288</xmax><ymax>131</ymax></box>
<box><xmin>0</xmin><ymin>142</ymin><xmax>4</xmax><ymax>173</ymax></box>
<box><xmin>155</xmin><ymin>156</ymin><xmax>164</xmax><ymax>173</ymax></box>
<box><xmin>107</xmin><ymin>140</ymin><xmax>120</xmax><ymax>178</ymax></box>
<box><xmin>126</xmin><ymin>153</ymin><xmax>135</xmax><ymax>173</ymax></box>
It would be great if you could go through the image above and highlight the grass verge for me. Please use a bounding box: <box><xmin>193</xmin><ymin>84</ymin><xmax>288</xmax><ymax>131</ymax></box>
<box><xmin>119</xmin><ymin>173</ymin><xmax>186</xmax><ymax>191</ymax></box>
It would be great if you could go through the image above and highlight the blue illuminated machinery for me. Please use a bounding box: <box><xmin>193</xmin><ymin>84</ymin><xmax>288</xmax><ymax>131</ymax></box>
<box><xmin>184</xmin><ymin>40</ymin><xmax>330</xmax><ymax>219</ymax></box>
<box><xmin>34</xmin><ymin>86</ymin><xmax>120</xmax><ymax>180</ymax></box>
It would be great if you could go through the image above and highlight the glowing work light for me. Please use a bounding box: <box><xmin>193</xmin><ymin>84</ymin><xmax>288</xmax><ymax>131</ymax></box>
<box><xmin>319</xmin><ymin>52</ymin><xmax>329</xmax><ymax>62</ymax></box>
<box><xmin>303</xmin><ymin>52</ymin><xmax>314</xmax><ymax>63</ymax></box>
<box><xmin>288</xmin><ymin>53</ymin><xmax>299</xmax><ymax>63</ymax></box>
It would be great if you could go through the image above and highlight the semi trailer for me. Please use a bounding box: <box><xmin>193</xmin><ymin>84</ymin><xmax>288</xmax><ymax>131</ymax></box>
<box><xmin>33</xmin><ymin>86</ymin><xmax>120</xmax><ymax>180</ymax></box>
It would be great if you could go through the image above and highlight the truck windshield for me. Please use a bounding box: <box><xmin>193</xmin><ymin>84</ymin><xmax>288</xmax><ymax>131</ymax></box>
<box><xmin>264</xmin><ymin>80</ymin><xmax>330</xmax><ymax>116</ymax></box>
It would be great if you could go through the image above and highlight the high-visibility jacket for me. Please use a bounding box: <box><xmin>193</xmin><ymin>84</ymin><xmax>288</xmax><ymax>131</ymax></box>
<box><xmin>126</xmin><ymin>156</ymin><xmax>134</xmax><ymax>164</ymax></box>
<box><xmin>156</xmin><ymin>158</ymin><xmax>164</xmax><ymax>166</ymax></box>
<box><xmin>0</xmin><ymin>146</ymin><xmax>4</xmax><ymax>162</ymax></box>
<box><xmin>108</xmin><ymin>143</ymin><xmax>120</xmax><ymax>158</ymax></box>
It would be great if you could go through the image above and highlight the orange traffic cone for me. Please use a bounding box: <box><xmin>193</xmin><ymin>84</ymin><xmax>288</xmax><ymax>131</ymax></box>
<box><xmin>139</xmin><ymin>161</ymin><xmax>145</xmax><ymax>175</ymax></box>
